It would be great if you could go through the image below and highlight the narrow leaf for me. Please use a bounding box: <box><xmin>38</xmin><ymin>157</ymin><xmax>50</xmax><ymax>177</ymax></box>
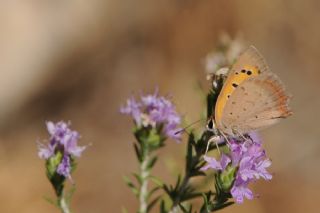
<box><xmin>134</xmin><ymin>143</ymin><xmax>142</xmax><ymax>162</ymax></box>
<box><xmin>65</xmin><ymin>185</ymin><xmax>76</xmax><ymax>204</ymax></box>
<box><xmin>133</xmin><ymin>173</ymin><xmax>142</xmax><ymax>185</ymax></box>
<box><xmin>123</xmin><ymin>176</ymin><xmax>139</xmax><ymax>197</ymax></box>
<box><xmin>186</xmin><ymin>133</ymin><xmax>194</xmax><ymax>171</ymax></box>
<box><xmin>147</xmin><ymin>156</ymin><xmax>158</xmax><ymax>169</ymax></box>
<box><xmin>160</xmin><ymin>200</ymin><xmax>166</xmax><ymax>213</ymax></box>
<box><xmin>43</xmin><ymin>196</ymin><xmax>58</xmax><ymax>207</ymax></box>
<box><xmin>181</xmin><ymin>192</ymin><xmax>203</xmax><ymax>202</ymax></box>
<box><xmin>148</xmin><ymin>186</ymin><xmax>161</xmax><ymax>199</ymax></box>
<box><xmin>150</xmin><ymin>175</ymin><xmax>163</xmax><ymax>187</ymax></box>
<box><xmin>147</xmin><ymin>195</ymin><xmax>162</xmax><ymax>212</ymax></box>
<box><xmin>179</xmin><ymin>203</ymin><xmax>192</xmax><ymax>213</ymax></box>
<box><xmin>212</xmin><ymin>201</ymin><xmax>234</xmax><ymax>211</ymax></box>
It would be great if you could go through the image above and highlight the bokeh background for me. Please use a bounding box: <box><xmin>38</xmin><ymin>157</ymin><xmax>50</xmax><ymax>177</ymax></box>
<box><xmin>0</xmin><ymin>0</ymin><xmax>319</xmax><ymax>212</ymax></box>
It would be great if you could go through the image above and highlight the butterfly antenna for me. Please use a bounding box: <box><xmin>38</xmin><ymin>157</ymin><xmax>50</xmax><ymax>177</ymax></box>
<box><xmin>174</xmin><ymin>118</ymin><xmax>204</xmax><ymax>135</ymax></box>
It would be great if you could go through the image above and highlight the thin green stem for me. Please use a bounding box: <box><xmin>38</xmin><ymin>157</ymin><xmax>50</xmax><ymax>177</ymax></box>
<box><xmin>59</xmin><ymin>195</ymin><xmax>71</xmax><ymax>213</ymax></box>
<box><xmin>139</xmin><ymin>151</ymin><xmax>150</xmax><ymax>213</ymax></box>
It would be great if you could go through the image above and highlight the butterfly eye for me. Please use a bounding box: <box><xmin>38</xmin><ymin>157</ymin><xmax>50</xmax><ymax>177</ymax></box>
<box><xmin>207</xmin><ymin>118</ymin><xmax>214</xmax><ymax>130</ymax></box>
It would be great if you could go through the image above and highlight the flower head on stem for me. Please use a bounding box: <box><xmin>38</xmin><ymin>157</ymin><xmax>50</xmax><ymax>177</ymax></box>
<box><xmin>38</xmin><ymin>121</ymin><xmax>86</xmax><ymax>180</ymax></box>
<box><xmin>38</xmin><ymin>121</ymin><xmax>86</xmax><ymax>213</ymax></box>
<box><xmin>120</xmin><ymin>89</ymin><xmax>182</xmax><ymax>143</ymax></box>
<box><xmin>201</xmin><ymin>132</ymin><xmax>272</xmax><ymax>204</ymax></box>
<box><xmin>121</xmin><ymin>89</ymin><xmax>182</xmax><ymax>213</ymax></box>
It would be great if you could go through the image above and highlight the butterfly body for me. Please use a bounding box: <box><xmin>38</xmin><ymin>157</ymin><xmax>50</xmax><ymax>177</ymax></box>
<box><xmin>211</xmin><ymin>46</ymin><xmax>292</xmax><ymax>136</ymax></box>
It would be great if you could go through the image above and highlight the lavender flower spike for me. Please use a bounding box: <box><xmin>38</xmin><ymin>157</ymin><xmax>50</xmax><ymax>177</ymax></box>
<box><xmin>201</xmin><ymin>132</ymin><xmax>272</xmax><ymax>204</ymax></box>
<box><xmin>38</xmin><ymin>121</ymin><xmax>86</xmax><ymax>178</ymax></box>
<box><xmin>120</xmin><ymin>90</ymin><xmax>182</xmax><ymax>142</ymax></box>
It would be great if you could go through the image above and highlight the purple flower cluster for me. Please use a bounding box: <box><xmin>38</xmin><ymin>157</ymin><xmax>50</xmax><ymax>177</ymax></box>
<box><xmin>38</xmin><ymin>121</ymin><xmax>86</xmax><ymax>178</ymax></box>
<box><xmin>202</xmin><ymin>133</ymin><xmax>272</xmax><ymax>203</ymax></box>
<box><xmin>120</xmin><ymin>90</ymin><xmax>182</xmax><ymax>142</ymax></box>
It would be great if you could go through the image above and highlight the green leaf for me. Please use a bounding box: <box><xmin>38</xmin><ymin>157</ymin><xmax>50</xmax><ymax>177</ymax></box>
<box><xmin>160</xmin><ymin>200</ymin><xmax>166</xmax><ymax>213</ymax></box>
<box><xmin>147</xmin><ymin>128</ymin><xmax>162</xmax><ymax>148</ymax></box>
<box><xmin>200</xmin><ymin>191</ymin><xmax>219</xmax><ymax>213</ymax></box>
<box><xmin>148</xmin><ymin>186</ymin><xmax>161</xmax><ymax>199</ymax></box>
<box><xmin>163</xmin><ymin>184</ymin><xmax>170</xmax><ymax>194</ymax></box>
<box><xmin>46</xmin><ymin>151</ymin><xmax>63</xmax><ymax>179</ymax></box>
<box><xmin>133</xmin><ymin>143</ymin><xmax>142</xmax><ymax>162</ymax></box>
<box><xmin>147</xmin><ymin>195</ymin><xmax>162</xmax><ymax>212</ymax></box>
<box><xmin>217</xmin><ymin>166</ymin><xmax>236</xmax><ymax>192</ymax></box>
<box><xmin>186</xmin><ymin>133</ymin><xmax>194</xmax><ymax>172</ymax></box>
<box><xmin>190</xmin><ymin>170</ymin><xmax>206</xmax><ymax>177</ymax></box>
<box><xmin>149</xmin><ymin>176</ymin><xmax>163</xmax><ymax>187</ymax></box>
<box><xmin>46</xmin><ymin>153</ymin><xmax>66</xmax><ymax>197</ymax></box>
<box><xmin>123</xmin><ymin>176</ymin><xmax>139</xmax><ymax>197</ymax></box>
<box><xmin>147</xmin><ymin>156</ymin><xmax>158</xmax><ymax>169</ymax></box>
<box><xmin>181</xmin><ymin>192</ymin><xmax>203</xmax><ymax>202</ymax></box>
<box><xmin>65</xmin><ymin>185</ymin><xmax>76</xmax><ymax>204</ymax></box>
<box><xmin>179</xmin><ymin>203</ymin><xmax>190</xmax><ymax>213</ymax></box>
<box><xmin>43</xmin><ymin>196</ymin><xmax>58</xmax><ymax>207</ymax></box>
<box><xmin>133</xmin><ymin>173</ymin><xmax>142</xmax><ymax>185</ymax></box>
<box><xmin>174</xmin><ymin>175</ymin><xmax>182</xmax><ymax>191</ymax></box>
<box><xmin>212</xmin><ymin>201</ymin><xmax>234</xmax><ymax>211</ymax></box>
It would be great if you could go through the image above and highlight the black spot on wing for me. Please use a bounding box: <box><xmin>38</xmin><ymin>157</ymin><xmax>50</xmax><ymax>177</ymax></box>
<box><xmin>232</xmin><ymin>83</ymin><xmax>238</xmax><ymax>88</ymax></box>
<box><xmin>256</xmin><ymin>66</ymin><xmax>261</xmax><ymax>74</ymax></box>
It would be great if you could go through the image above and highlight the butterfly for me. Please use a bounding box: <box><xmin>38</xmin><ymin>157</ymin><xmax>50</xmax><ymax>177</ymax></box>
<box><xmin>207</xmin><ymin>46</ymin><xmax>292</xmax><ymax>137</ymax></box>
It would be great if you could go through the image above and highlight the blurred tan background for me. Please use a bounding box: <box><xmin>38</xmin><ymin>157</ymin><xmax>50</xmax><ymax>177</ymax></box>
<box><xmin>0</xmin><ymin>0</ymin><xmax>319</xmax><ymax>212</ymax></box>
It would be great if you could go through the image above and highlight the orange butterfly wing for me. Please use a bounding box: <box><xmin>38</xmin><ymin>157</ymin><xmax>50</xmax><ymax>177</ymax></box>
<box><xmin>215</xmin><ymin>46</ymin><xmax>269</xmax><ymax>129</ymax></box>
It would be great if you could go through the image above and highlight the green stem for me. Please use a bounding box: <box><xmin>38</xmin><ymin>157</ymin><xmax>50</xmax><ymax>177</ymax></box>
<box><xmin>59</xmin><ymin>195</ymin><xmax>71</xmax><ymax>213</ymax></box>
<box><xmin>139</xmin><ymin>150</ymin><xmax>150</xmax><ymax>213</ymax></box>
<box><xmin>170</xmin><ymin>174</ymin><xmax>189</xmax><ymax>212</ymax></box>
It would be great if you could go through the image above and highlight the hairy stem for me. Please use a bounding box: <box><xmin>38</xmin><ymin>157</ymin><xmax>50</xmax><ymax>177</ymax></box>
<box><xmin>139</xmin><ymin>151</ymin><xmax>150</xmax><ymax>213</ymax></box>
<box><xmin>59</xmin><ymin>195</ymin><xmax>71</xmax><ymax>213</ymax></box>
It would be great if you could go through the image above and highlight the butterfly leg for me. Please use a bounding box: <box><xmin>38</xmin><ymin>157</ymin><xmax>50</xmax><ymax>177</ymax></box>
<box><xmin>219</xmin><ymin>131</ymin><xmax>231</xmax><ymax>146</ymax></box>
<box><xmin>205</xmin><ymin>135</ymin><xmax>221</xmax><ymax>155</ymax></box>
<box><xmin>233</xmin><ymin>129</ymin><xmax>251</xmax><ymax>143</ymax></box>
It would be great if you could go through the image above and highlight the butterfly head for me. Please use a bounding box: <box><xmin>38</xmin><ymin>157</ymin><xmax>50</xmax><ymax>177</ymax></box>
<box><xmin>206</xmin><ymin>117</ymin><xmax>218</xmax><ymax>134</ymax></box>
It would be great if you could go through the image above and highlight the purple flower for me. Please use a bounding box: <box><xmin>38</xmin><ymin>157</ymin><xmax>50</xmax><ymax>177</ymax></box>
<box><xmin>231</xmin><ymin>179</ymin><xmax>254</xmax><ymax>203</ymax></box>
<box><xmin>57</xmin><ymin>155</ymin><xmax>72</xmax><ymax>178</ymax></box>
<box><xmin>201</xmin><ymin>154</ymin><xmax>231</xmax><ymax>171</ymax></box>
<box><xmin>201</xmin><ymin>132</ymin><xmax>272</xmax><ymax>203</ymax></box>
<box><xmin>38</xmin><ymin>121</ymin><xmax>86</xmax><ymax>178</ymax></box>
<box><xmin>120</xmin><ymin>90</ymin><xmax>182</xmax><ymax>142</ymax></box>
<box><xmin>120</xmin><ymin>97</ymin><xmax>142</xmax><ymax>125</ymax></box>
